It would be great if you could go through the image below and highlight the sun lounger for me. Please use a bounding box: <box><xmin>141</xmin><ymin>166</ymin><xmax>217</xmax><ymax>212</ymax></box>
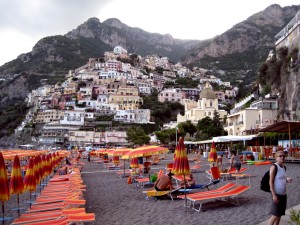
<box><xmin>177</xmin><ymin>182</ymin><xmax>237</xmax><ymax>199</ymax></box>
<box><xmin>12</xmin><ymin>216</ymin><xmax>68</xmax><ymax>225</ymax></box>
<box><xmin>67</xmin><ymin>213</ymin><xmax>96</xmax><ymax>223</ymax></box>
<box><xmin>190</xmin><ymin>164</ymin><xmax>201</xmax><ymax>172</ymax></box>
<box><xmin>143</xmin><ymin>188</ymin><xmax>181</xmax><ymax>201</ymax></box>
<box><xmin>187</xmin><ymin>185</ymin><xmax>250</xmax><ymax>212</ymax></box>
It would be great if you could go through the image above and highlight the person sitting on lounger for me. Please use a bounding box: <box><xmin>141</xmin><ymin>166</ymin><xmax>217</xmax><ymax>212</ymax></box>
<box><xmin>154</xmin><ymin>172</ymin><xmax>174</xmax><ymax>191</ymax></box>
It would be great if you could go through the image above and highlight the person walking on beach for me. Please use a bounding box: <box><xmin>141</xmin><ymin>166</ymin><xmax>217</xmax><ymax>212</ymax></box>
<box><xmin>229</xmin><ymin>150</ymin><xmax>241</xmax><ymax>173</ymax></box>
<box><xmin>268</xmin><ymin>150</ymin><xmax>292</xmax><ymax>225</ymax></box>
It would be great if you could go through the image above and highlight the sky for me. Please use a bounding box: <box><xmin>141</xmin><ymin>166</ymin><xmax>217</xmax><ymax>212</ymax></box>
<box><xmin>0</xmin><ymin>0</ymin><xmax>299</xmax><ymax>66</ymax></box>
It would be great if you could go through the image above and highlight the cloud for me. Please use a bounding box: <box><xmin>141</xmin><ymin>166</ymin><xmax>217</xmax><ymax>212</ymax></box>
<box><xmin>0</xmin><ymin>0</ymin><xmax>112</xmax><ymax>37</ymax></box>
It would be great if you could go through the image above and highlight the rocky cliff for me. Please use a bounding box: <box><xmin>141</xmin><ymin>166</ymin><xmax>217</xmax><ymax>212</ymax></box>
<box><xmin>182</xmin><ymin>4</ymin><xmax>300</xmax><ymax>81</ymax></box>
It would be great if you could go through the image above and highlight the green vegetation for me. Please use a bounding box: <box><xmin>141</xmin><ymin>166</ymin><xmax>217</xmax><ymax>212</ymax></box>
<box><xmin>126</xmin><ymin>126</ymin><xmax>151</xmax><ymax>146</ymax></box>
<box><xmin>164</xmin><ymin>77</ymin><xmax>199</xmax><ymax>89</ymax></box>
<box><xmin>140</xmin><ymin>89</ymin><xmax>184</xmax><ymax>127</ymax></box>
<box><xmin>0</xmin><ymin>101</ymin><xmax>28</xmax><ymax>138</ymax></box>
<box><xmin>288</xmin><ymin>208</ymin><xmax>300</xmax><ymax>225</ymax></box>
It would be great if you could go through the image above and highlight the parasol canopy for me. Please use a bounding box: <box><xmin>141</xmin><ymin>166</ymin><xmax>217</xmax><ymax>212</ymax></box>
<box><xmin>108</xmin><ymin>148</ymin><xmax>132</xmax><ymax>157</ymax></box>
<box><xmin>9</xmin><ymin>155</ymin><xmax>24</xmax><ymax>194</ymax></box>
<box><xmin>0</xmin><ymin>152</ymin><xmax>10</xmax><ymax>202</ymax></box>
<box><xmin>208</xmin><ymin>141</ymin><xmax>217</xmax><ymax>163</ymax></box>
<box><xmin>172</xmin><ymin>137</ymin><xmax>190</xmax><ymax>176</ymax></box>
<box><xmin>122</xmin><ymin>145</ymin><xmax>168</xmax><ymax>159</ymax></box>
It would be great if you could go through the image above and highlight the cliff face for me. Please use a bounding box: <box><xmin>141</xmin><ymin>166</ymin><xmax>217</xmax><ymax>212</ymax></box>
<box><xmin>182</xmin><ymin>5</ymin><xmax>300</xmax><ymax>65</ymax></box>
<box><xmin>278</xmin><ymin>64</ymin><xmax>300</xmax><ymax>120</ymax></box>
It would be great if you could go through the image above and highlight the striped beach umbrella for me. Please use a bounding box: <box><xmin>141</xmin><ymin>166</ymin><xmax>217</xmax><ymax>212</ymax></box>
<box><xmin>112</xmin><ymin>156</ymin><xmax>120</xmax><ymax>166</ymax></box>
<box><xmin>122</xmin><ymin>146</ymin><xmax>168</xmax><ymax>159</ymax></box>
<box><xmin>9</xmin><ymin>155</ymin><xmax>24</xmax><ymax>217</ymax></box>
<box><xmin>172</xmin><ymin>137</ymin><xmax>190</xmax><ymax>176</ymax></box>
<box><xmin>172</xmin><ymin>137</ymin><xmax>190</xmax><ymax>207</ymax></box>
<box><xmin>108</xmin><ymin>148</ymin><xmax>132</xmax><ymax>177</ymax></box>
<box><xmin>130</xmin><ymin>158</ymin><xmax>139</xmax><ymax>169</ymax></box>
<box><xmin>0</xmin><ymin>152</ymin><xmax>11</xmax><ymax>222</ymax></box>
<box><xmin>24</xmin><ymin>157</ymin><xmax>37</xmax><ymax>207</ymax></box>
<box><xmin>208</xmin><ymin>141</ymin><xmax>218</xmax><ymax>165</ymax></box>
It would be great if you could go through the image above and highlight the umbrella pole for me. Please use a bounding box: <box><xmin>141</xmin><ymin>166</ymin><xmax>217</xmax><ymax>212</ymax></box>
<box><xmin>1</xmin><ymin>201</ymin><xmax>5</xmax><ymax>225</ymax></box>
<box><xmin>29</xmin><ymin>191</ymin><xmax>32</xmax><ymax>208</ymax></box>
<box><xmin>17</xmin><ymin>194</ymin><xmax>20</xmax><ymax>218</ymax></box>
<box><xmin>184</xmin><ymin>175</ymin><xmax>187</xmax><ymax>210</ymax></box>
<box><xmin>123</xmin><ymin>160</ymin><xmax>125</xmax><ymax>178</ymax></box>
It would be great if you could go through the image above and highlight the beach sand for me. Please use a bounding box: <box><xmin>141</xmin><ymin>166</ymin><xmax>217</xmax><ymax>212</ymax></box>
<box><xmin>80</xmin><ymin>154</ymin><xmax>300</xmax><ymax>225</ymax></box>
<box><xmin>3</xmin><ymin>153</ymin><xmax>300</xmax><ymax>225</ymax></box>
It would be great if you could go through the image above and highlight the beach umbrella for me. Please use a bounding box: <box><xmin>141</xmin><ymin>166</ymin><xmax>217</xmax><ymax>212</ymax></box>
<box><xmin>130</xmin><ymin>158</ymin><xmax>139</xmax><ymax>175</ymax></box>
<box><xmin>23</xmin><ymin>158</ymin><xmax>37</xmax><ymax>207</ymax></box>
<box><xmin>0</xmin><ymin>152</ymin><xmax>12</xmax><ymax>224</ymax></box>
<box><xmin>112</xmin><ymin>156</ymin><xmax>120</xmax><ymax>166</ymax></box>
<box><xmin>208</xmin><ymin>141</ymin><xmax>218</xmax><ymax>166</ymax></box>
<box><xmin>9</xmin><ymin>155</ymin><xmax>25</xmax><ymax>217</ymax></box>
<box><xmin>108</xmin><ymin>148</ymin><xmax>132</xmax><ymax>177</ymax></box>
<box><xmin>172</xmin><ymin>137</ymin><xmax>190</xmax><ymax>208</ymax></box>
<box><xmin>122</xmin><ymin>145</ymin><xmax>168</xmax><ymax>159</ymax></box>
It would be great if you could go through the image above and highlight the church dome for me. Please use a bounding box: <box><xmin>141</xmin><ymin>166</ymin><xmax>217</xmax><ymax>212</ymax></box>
<box><xmin>200</xmin><ymin>85</ymin><xmax>216</xmax><ymax>99</ymax></box>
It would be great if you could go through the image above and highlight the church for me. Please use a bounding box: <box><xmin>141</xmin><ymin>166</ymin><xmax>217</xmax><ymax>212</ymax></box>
<box><xmin>177</xmin><ymin>82</ymin><xmax>227</xmax><ymax>124</ymax></box>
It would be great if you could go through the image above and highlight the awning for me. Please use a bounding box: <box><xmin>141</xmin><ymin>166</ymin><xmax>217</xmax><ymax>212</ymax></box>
<box><xmin>258</xmin><ymin>121</ymin><xmax>300</xmax><ymax>133</ymax></box>
<box><xmin>212</xmin><ymin>135</ymin><xmax>257</xmax><ymax>142</ymax></box>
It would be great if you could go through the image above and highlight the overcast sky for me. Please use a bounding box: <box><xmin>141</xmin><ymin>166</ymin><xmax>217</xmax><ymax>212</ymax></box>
<box><xmin>0</xmin><ymin>0</ymin><xmax>298</xmax><ymax>66</ymax></box>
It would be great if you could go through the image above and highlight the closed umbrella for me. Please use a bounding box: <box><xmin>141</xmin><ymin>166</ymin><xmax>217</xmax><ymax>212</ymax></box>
<box><xmin>112</xmin><ymin>156</ymin><xmax>120</xmax><ymax>166</ymax></box>
<box><xmin>9</xmin><ymin>155</ymin><xmax>24</xmax><ymax>217</ymax></box>
<box><xmin>0</xmin><ymin>152</ymin><xmax>12</xmax><ymax>224</ymax></box>
<box><xmin>130</xmin><ymin>158</ymin><xmax>139</xmax><ymax>175</ymax></box>
<box><xmin>208</xmin><ymin>141</ymin><xmax>217</xmax><ymax>166</ymax></box>
<box><xmin>23</xmin><ymin>158</ymin><xmax>37</xmax><ymax>207</ymax></box>
<box><xmin>172</xmin><ymin>137</ymin><xmax>190</xmax><ymax>208</ymax></box>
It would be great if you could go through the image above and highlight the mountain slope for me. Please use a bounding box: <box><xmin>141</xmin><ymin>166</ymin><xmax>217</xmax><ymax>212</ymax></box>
<box><xmin>182</xmin><ymin>4</ymin><xmax>300</xmax><ymax>83</ymax></box>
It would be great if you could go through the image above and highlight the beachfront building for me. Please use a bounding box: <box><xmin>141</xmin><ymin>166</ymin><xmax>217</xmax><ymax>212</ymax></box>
<box><xmin>177</xmin><ymin>82</ymin><xmax>227</xmax><ymax>124</ymax></box>
<box><xmin>224</xmin><ymin>98</ymin><xmax>278</xmax><ymax>136</ymax></box>
<box><xmin>105</xmin><ymin>131</ymin><xmax>128</xmax><ymax>146</ymax></box>
<box><xmin>69</xmin><ymin>130</ymin><xmax>106</xmax><ymax>147</ymax></box>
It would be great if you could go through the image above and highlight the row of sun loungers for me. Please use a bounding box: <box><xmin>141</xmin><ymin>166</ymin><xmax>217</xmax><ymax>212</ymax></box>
<box><xmin>12</xmin><ymin>167</ymin><xmax>95</xmax><ymax>225</ymax></box>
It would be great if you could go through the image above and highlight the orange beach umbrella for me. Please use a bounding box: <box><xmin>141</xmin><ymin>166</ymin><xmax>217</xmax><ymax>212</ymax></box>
<box><xmin>122</xmin><ymin>146</ymin><xmax>168</xmax><ymax>159</ymax></box>
<box><xmin>0</xmin><ymin>153</ymin><xmax>9</xmax><ymax>202</ymax></box>
<box><xmin>108</xmin><ymin>148</ymin><xmax>132</xmax><ymax>177</ymax></box>
<box><xmin>9</xmin><ymin>155</ymin><xmax>25</xmax><ymax>217</ymax></box>
<box><xmin>172</xmin><ymin>137</ymin><xmax>190</xmax><ymax>176</ymax></box>
<box><xmin>172</xmin><ymin>137</ymin><xmax>190</xmax><ymax>208</ymax></box>
<box><xmin>9</xmin><ymin>155</ymin><xmax>24</xmax><ymax>194</ymax></box>
<box><xmin>24</xmin><ymin>158</ymin><xmax>37</xmax><ymax>192</ymax></box>
<box><xmin>208</xmin><ymin>141</ymin><xmax>217</xmax><ymax>165</ymax></box>
<box><xmin>0</xmin><ymin>152</ymin><xmax>11</xmax><ymax>222</ymax></box>
<box><xmin>130</xmin><ymin>158</ymin><xmax>139</xmax><ymax>169</ymax></box>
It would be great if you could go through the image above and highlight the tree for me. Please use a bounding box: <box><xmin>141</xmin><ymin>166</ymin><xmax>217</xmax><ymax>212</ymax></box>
<box><xmin>126</xmin><ymin>127</ymin><xmax>150</xmax><ymax>146</ymax></box>
<box><xmin>178</xmin><ymin>120</ymin><xmax>197</xmax><ymax>137</ymax></box>
<box><xmin>195</xmin><ymin>112</ymin><xmax>227</xmax><ymax>141</ymax></box>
